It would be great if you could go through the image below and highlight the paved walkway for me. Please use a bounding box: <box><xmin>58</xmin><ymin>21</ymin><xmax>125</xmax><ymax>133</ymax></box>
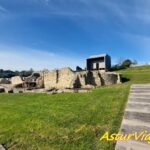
<box><xmin>115</xmin><ymin>84</ymin><xmax>150</xmax><ymax>150</ymax></box>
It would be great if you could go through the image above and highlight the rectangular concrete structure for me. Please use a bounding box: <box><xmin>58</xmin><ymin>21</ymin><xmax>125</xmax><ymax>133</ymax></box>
<box><xmin>86</xmin><ymin>54</ymin><xmax>111</xmax><ymax>71</ymax></box>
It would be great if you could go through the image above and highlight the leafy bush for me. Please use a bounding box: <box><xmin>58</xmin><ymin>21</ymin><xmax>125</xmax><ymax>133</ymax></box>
<box><xmin>111</xmin><ymin>59</ymin><xmax>136</xmax><ymax>71</ymax></box>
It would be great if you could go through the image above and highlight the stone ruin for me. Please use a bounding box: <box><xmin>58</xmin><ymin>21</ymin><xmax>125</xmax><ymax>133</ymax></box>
<box><xmin>0</xmin><ymin>54</ymin><xmax>122</xmax><ymax>93</ymax></box>
<box><xmin>43</xmin><ymin>53</ymin><xmax>121</xmax><ymax>92</ymax></box>
<box><xmin>0</xmin><ymin>68</ymin><xmax>121</xmax><ymax>93</ymax></box>
<box><xmin>44</xmin><ymin>67</ymin><xmax>121</xmax><ymax>90</ymax></box>
<box><xmin>0</xmin><ymin>72</ymin><xmax>44</xmax><ymax>93</ymax></box>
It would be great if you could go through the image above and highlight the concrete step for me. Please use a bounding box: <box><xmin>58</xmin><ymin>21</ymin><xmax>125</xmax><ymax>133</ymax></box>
<box><xmin>128</xmin><ymin>102</ymin><xmax>150</xmax><ymax>105</ymax></box>
<box><xmin>129</xmin><ymin>93</ymin><xmax>150</xmax><ymax>96</ymax></box>
<box><xmin>131</xmin><ymin>86</ymin><xmax>150</xmax><ymax>88</ymax></box>
<box><xmin>131</xmin><ymin>85</ymin><xmax>150</xmax><ymax>87</ymax></box>
<box><xmin>127</xmin><ymin>103</ymin><xmax>150</xmax><ymax>111</ymax></box>
<box><xmin>124</xmin><ymin>110</ymin><xmax>150</xmax><ymax>123</ymax></box>
<box><xmin>116</xmin><ymin>140</ymin><xmax>150</xmax><ymax>150</ymax></box>
<box><xmin>122</xmin><ymin>119</ymin><xmax>150</xmax><ymax>128</ymax></box>
<box><xmin>130</xmin><ymin>90</ymin><xmax>150</xmax><ymax>93</ymax></box>
<box><xmin>121</xmin><ymin>124</ymin><xmax>150</xmax><ymax>136</ymax></box>
<box><xmin>131</xmin><ymin>87</ymin><xmax>150</xmax><ymax>90</ymax></box>
<box><xmin>132</xmin><ymin>86</ymin><xmax>150</xmax><ymax>88</ymax></box>
<box><xmin>129</xmin><ymin>96</ymin><xmax>150</xmax><ymax>99</ymax></box>
<box><xmin>131</xmin><ymin>84</ymin><xmax>150</xmax><ymax>87</ymax></box>
<box><xmin>130</xmin><ymin>88</ymin><xmax>150</xmax><ymax>90</ymax></box>
<box><xmin>129</xmin><ymin>98</ymin><xmax>150</xmax><ymax>103</ymax></box>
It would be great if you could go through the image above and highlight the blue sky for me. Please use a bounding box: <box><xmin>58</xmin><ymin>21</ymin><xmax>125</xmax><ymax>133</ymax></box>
<box><xmin>0</xmin><ymin>0</ymin><xmax>150</xmax><ymax>70</ymax></box>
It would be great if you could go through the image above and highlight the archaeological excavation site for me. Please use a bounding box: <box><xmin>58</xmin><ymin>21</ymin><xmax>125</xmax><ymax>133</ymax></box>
<box><xmin>0</xmin><ymin>54</ymin><xmax>121</xmax><ymax>94</ymax></box>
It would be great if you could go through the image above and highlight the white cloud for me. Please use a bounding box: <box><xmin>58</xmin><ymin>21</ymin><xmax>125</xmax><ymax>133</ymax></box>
<box><xmin>0</xmin><ymin>45</ymin><xmax>84</xmax><ymax>71</ymax></box>
<box><xmin>2</xmin><ymin>0</ymin><xmax>150</xmax><ymax>25</ymax></box>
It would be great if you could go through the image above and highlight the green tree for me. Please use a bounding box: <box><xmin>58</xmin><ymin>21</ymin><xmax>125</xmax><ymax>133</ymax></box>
<box><xmin>122</xmin><ymin>59</ymin><xmax>132</xmax><ymax>68</ymax></box>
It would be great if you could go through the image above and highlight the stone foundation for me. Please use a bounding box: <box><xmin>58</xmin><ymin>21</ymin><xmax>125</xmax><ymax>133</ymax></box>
<box><xmin>44</xmin><ymin>67</ymin><xmax>121</xmax><ymax>90</ymax></box>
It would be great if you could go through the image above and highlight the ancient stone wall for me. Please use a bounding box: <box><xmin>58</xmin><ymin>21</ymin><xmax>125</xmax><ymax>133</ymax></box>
<box><xmin>11</xmin><ymin>76</ymin><xmax>23</xmax><ymax>85</ymax></box>
<box><xmin>74</xmin><ymin>71</ymin><xmax>102</xmax><ymax>88</ymax></box>
<box><xmin>100</xmin><ymin>72</ymin><xmax>121</xmax><ymax>85</ymax></box>
<box><xmin>44</xmin><ymin>67</ymin><xmax>121</xmax><ymax>90</ymax></box>
<box><xmin>0</xmin><ymin>78</ymin><xmax>11</xmax><ymax>84</ymax></box>
<box><xmin>44</xmin><ymin>68</ymin><xmax>75</xmax><ymax>90</ymax></box>
<box><xmin>36</xmin><ymin>76</ymin><xmax>44</xmax><ymax>88</ymax></box>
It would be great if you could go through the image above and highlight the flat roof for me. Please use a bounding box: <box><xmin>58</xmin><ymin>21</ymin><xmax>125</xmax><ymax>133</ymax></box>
<box><xmin>88</xmin><ymin>54</ymin><xmax>108</xmax><ymax>59</ymax></box>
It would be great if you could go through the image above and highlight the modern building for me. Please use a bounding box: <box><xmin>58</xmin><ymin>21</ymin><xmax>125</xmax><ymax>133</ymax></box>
<box><xmin>86</xmin><ymin>54</ymin><xmax>111</xmax><ymax>71</ymax></box>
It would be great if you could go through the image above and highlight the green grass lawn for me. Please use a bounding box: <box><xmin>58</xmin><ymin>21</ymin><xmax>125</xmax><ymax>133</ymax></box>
<box><xmin>0</xmin><ymin>65</ymin><xmax>150</xmax><ymax>150</ymax></box>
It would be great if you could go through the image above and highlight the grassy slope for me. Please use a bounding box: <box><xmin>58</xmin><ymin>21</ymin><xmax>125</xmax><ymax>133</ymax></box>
<box><xmin>0</xmin><ymin>65</ymin><xmax>150</xmax><ymax>150</ymax></box>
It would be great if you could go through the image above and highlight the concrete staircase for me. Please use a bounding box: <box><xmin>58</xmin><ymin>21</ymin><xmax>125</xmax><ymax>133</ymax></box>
<box><xmin>115</xmin><ymin>84</ymin><xmax>150</xmax><ymax>150</ymax></box>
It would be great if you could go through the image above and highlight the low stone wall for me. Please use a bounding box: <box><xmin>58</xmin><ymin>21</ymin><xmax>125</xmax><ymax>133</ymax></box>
<box><xmin>44</xmin><ymin>68</ymin><xmax>121</xmax><ymax>90</ymax></box>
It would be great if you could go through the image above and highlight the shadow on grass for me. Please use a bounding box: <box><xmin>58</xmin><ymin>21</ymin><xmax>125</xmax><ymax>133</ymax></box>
<box><xmin>121</xmin><ymin>77</ymin><xmax>130</xmax><ymax>83</ymax></box>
